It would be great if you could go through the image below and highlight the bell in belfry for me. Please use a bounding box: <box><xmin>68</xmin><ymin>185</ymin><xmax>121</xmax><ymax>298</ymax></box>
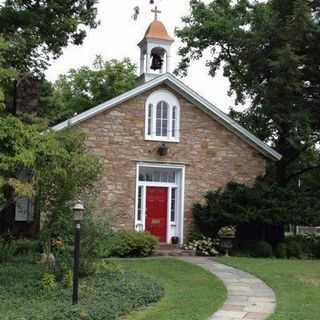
<box><xmin>150</xmin><ymin>52</ymin><xmax>163</xmax><ymax>71</ymax></box>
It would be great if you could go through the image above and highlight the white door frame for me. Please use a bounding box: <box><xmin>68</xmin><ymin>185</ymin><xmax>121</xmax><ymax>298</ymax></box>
<box><xmin>135</xmin><ymin>162</ymin><xmax>185</xmax><ymax>244</ymax></box>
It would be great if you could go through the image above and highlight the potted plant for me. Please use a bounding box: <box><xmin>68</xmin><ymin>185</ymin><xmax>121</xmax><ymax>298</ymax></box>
<box><xmin>171</xmin><ymin>236</ymin><xmax>179</xmax><ymax>245</ymax></box>
<box><xmin>218</xmin><ymin>226</ymin><xmax>236</xmax><ymax>256</ymax></box>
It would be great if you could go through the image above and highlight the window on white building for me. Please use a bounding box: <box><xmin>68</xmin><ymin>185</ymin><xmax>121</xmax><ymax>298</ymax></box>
<box><xmin>170</xmin><ymin>187</ymin><xmax>177</xmax><ymax>223</ymax></box>
<box><xmin>145</xmin><ymin>90</ymin><xmax>180</xmax><ymax>142</ymax></box>
<box><xmin>137</xmin><ymin>186</ymin><xmax>143</xmax><ymax>222</ymax></box>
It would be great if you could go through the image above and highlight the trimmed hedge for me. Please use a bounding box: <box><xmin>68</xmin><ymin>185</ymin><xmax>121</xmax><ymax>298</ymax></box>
<box><xmin>251</xmin><ymin>241</ymin><xmax>273</xmax><ymax>258</ymax></box>
<box><xmin>109</xmin><ymin>231</ymin><xmax>159</xmax><ymax>257</ymax></box>
<box><xmin>274</xmin><ymin>243</ymin><xmax>287</xmax><ymax>259</ymax></box>
<box><xmin>314</xmin><ymin>240</ymin><xmax>320</xmax><ymax>259</ymax></box>
<box><xmin>286</xmin><ymin>240</ymin><xmax>302</xmax><ymax>259</ymax></box>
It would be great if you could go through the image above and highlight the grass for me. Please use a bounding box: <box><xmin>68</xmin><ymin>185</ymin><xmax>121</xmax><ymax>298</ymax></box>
<box><xmin>120</xmin><ymin>257</ymin><xmax>227</xmax><ymax>320</ymax></box>
<box><xmin>217</xmin><ymin>257</ymin><xmax>320</xmax><ymax>320</ymax></box>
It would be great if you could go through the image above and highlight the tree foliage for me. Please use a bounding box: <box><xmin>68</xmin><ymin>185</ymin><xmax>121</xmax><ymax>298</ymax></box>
<box><xmin>0</xmin><ymin>38</ymin><xmax>15</xmax><ymax>111</ymax></box>
<box><xmin>177</xmin><ymin>0</ymin><xmax>320</xmax><ymax>186</ymax></box>
<box><xmin>40</xmin><ymin>56</ymin><xmax>137</xmax><ymax>125</ymax></box>
<box><xmin>0</xmin><ymin>0</ymin><xmax>101</xmax><ymax>223</ymax></box>
<box><xmin>0</xmin><ymin>116</ymin><xmax>39</xmax><ymax>207</ymax></box>
<box><xmin>0</xmin><ymin>116</ymin><xmax>100</xmax><ymax>218</ymax></box>
<box><xmin>37</xmin><ymin>129</ymin><xmax>101</xmax><ymax>243</ymax></box>
<box><xmin>0</xmin><ymin>0</ymin><xmax>99</xmax><ymax>74</ymax></box>
<box><xmin>193</xmin><ymin>180</ymin><xmax>320</xmax><ymax>239</ymax></box>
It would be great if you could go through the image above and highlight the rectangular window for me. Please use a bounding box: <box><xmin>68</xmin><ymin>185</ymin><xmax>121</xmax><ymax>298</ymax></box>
<box><xmin>162</xmin><ymin>119</ymin><xmax>168</xmax><ymax>136</ymax></box>
<box><xmin>156</xmin><ymin>101</ymin><xmax>169</xmax><ymax>137</ymax></box>
<box><xmin>172</xmin><ymin>106</ymin><xmax>177</xmax><ymax>137</ymax></box>
<box><xmin>156</xmin><ymin>119</ymin><xmax>161</xmax><ymax>136</ymax></box>
<box><xmin>153</xmin><ymin>170</ymin><xmax>160</xmax><ymax>182</ymax></box>
<box><xmin>148</xmin><ymin>104</ymin><xmax>153</xmax><ymax>135</ymax></box>
<box><xmin>156</xmin><ymin>102</ymin><xmax>162</xmax><ymax>136</ymax></box>
<box><xmin>162</xmin><ymin>103</ymin><xmax>168</xmax><ymax>136</ymax></box>
<box><xmin>139</xmin><ymin>167</ymin><xmax>176</xmax><ymax>183</ymax></box>
<box><xmin>170</xmin><ymin>188</ymin><xmax>177</xmax><ymax>222</ymax></box>
<box><xmin>168</xmin><ymin>170</ymin><xmax>176</xmax><ymax>183</ymax></box>
<box><xmin>15</xmin><ymin>197</ymin><xmax>34</xmax><ymax>222</ymax></box>
<box><xmin>137</xmin><ymin>186</ymin><xmax>143</xmax><ymax>221</ymax></box>
<box><xmin>160</xmin><ymin>170</ymin><xmax>168</xmax><ymax>182</ymax></box>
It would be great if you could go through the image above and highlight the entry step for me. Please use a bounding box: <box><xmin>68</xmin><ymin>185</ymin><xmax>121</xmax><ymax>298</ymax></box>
<box><xmin>153</xmin><ymin>244</ymin><xmax>195</xmax><ymax>257</ymax></box>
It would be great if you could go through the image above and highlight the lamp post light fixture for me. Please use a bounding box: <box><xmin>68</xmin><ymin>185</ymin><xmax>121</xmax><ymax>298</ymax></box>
<box><xmin>72</xmin><ymin>200</ymin><xmax>84</xmax><ymax>305</ymax></box>
<box><xmin>158</xmin><ymin>143</ymin><xmax>168</xmax><ymax>156</ymax></box>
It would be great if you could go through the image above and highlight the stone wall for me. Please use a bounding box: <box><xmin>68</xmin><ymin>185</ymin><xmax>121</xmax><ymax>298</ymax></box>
<box><xmin>79</xmin><ymin>85</ymin><xmax>266</xmax><ymax>241</ymax></box>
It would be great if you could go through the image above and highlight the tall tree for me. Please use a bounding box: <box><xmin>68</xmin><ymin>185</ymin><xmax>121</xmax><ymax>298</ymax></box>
<box><xmin>0</xmin><ymin>1</ymin><xmax>100</xmax><ymax>226</ymax></box>
<box><xmin>0</xmin><ymin>38</ymin><xmax>15</xmax><ymax>111</ymax></box>
<box><xmin>176</xmin><ymin>0</ymin><xmax>320</xmax><ymax>187</ymax></box>
<box><xmin>0</xmin><ymin>0</ymin><xmax>99</xmax><ymax>75</ymax></box>
<box><xmin>40</xmin><ymin>56</ymin><xmax>137</xmax><ymax>125</ymax></box>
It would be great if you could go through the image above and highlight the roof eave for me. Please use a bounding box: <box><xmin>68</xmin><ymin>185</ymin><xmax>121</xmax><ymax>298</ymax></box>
<box><xmin>51</xmin><ymin>72</ymin><xmax>282</xmax><ymax>162</ymax></box>
<box><xmin>162</xmin><ymin>75</ymin><xmax>282</xmax><ymax>162</ymax></box>
<box><xmin>51</xmin><ymin>74</ymin><xmax>168</xmax><ymax>132</ymax></box>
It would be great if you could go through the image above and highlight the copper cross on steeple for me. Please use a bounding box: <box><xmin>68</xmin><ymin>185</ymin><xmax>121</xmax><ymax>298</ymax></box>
<box><xmin>151</xmin><ymin>6</ymin><xmax>161</xmax><ymax>20</ymax></box>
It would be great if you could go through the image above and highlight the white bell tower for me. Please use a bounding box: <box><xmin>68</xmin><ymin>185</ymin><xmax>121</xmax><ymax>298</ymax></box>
<box><xmin>138</xmin><ymin>6</ymin><xmax>174</xmax><ymax>83</ymax></box>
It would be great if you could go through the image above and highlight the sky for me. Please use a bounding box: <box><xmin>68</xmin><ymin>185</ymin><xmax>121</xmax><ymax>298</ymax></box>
<box><xmin>45</xmin><ymin>0</ymin><xmax>238</xmax><ymax>113</ymax></box>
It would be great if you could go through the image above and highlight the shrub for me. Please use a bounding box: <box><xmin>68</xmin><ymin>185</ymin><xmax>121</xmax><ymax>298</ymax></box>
<box><xmin>81</xmin><ymin>219</ymin><xmax>113</xmax><ymax>259</ymax></box>
<box><xmin>313</xmin><ymin>239</ymin><xmax>320</xmax><ymax>259</ymax></box>
<box><xmin>51</xmin><ymin>239</ymin><xmax>72</xmax><ymax>279</ymax></box>
<box><xmin>251</xmin><ymin>241</ymin><xmax>273</xmax><ymax>258</ymax></box>
<box><xmin>0</xmin><ymin>238</ymin><xmax>17</xmax><ymax>262</ymax></box>
<box><xmin>79</xmin><ymin>219</ymin><xmax>114</xmax><ymax>276</ymax></box>
<box><xmin>286</xmin><ymin>240</ymin><xmax>302</xmax><ymax>259</ymax></box>
<box><xmin>184</xmin><ymin>236</ymin><xmax>219</xmax><ymax>256</ymax></box>
<box><xmin>275</xmin><ymin>243</ymin><xmax>287</xmax><ymax>259</ymax></box>
<box><xmin>79</xmin><ymin>258</ymin><xmax>99</xmax><ymax>277</ymax></box>
<box><xmin>46</xmin><ymin>218</ymin><xmax>113</xmax><ymax>278</ymax></box>
<box><xmin>15</xmin><ymin>239</ymin><xmax>41</xmax><ymax>256</ymax></box>
<box><xmin>62</xmin><ymin>270</ymin><xmax>73</xmax><ymax>288</ymax></box>
<box><xmin>41</xmin><ymin>273</ymin><xmax>57</xmax><ymax>290</ymax></box>
<box><xmin>285</xmin><ymin>234</ymin><xmax>319</xmax><ymax>258</ymax></box>
<box><xmin>109</xmin><ymin>231</ymin><xmax>158</xmax><ymax>257</ymax></box>
<box><xmin>95</xmin><ymin>260</ymin><xmax>123</xmax><ymax>275</ymax></box>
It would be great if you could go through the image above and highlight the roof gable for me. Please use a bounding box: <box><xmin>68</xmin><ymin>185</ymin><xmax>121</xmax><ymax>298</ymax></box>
<box><xmin>51</xmin><ymin>73</ymin><xmax>281</xmax><ymax>161</ymax></box>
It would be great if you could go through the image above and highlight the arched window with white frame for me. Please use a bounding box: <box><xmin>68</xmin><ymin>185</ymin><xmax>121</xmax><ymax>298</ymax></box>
<box><xmin>145</xmin><ymin>90</ymin><xmax>180</xmax><ymax>142</ymax></box>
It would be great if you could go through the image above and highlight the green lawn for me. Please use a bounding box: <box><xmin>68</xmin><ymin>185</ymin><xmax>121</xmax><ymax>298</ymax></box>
<box><xmin>217</xmin><ymin>257</ymin><xmax>320</xmax><ymax>320</ymax></box>
<box><xmin>120</xmin><ymin>257</ymin><xmax>227</xmax><ymax>320</ymax></box>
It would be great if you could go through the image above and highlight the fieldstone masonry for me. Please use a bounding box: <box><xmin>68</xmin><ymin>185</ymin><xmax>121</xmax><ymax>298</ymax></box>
<box><xmin>79</xmin><ymin>84</ymin><xmax>266</xmax><ymax>241</ymax></box>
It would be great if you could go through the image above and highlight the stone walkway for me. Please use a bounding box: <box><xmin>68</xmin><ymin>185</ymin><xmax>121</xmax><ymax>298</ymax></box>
<box><xmin>179</xmin><ymin>257</ymin><xmax>276</xmax><ymax>320</ymax></box>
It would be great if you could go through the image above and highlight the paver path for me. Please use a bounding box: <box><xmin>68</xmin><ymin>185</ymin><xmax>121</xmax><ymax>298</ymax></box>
<box><xmin>179</xmin><ymin>257</ymin><xmax>276</xmax><ymax>320</ymax></box>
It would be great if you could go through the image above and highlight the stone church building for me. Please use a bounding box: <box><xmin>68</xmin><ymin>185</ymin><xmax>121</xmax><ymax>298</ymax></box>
<box><xmin>52</xmin><ymin>12</ymin><xmax>281</xmax><ymax>244</ymax></box>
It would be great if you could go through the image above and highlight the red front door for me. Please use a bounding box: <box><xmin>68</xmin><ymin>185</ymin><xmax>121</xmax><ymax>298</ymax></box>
<box><xmin>146</xmin><ymin>187</ymin><xmax>168</xmax><ymax>243</ymax></box>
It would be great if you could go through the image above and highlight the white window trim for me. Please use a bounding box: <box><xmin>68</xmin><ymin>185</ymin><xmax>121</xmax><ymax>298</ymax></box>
<box><xmin>145</xmin><ymin>89</ymin><xmax>180</xmax><ymax>142</ymax></box>
<box><xmin>135</xmin><ymin>162</ymin><xmax>185</xmax><ymax>244</ymax></box>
